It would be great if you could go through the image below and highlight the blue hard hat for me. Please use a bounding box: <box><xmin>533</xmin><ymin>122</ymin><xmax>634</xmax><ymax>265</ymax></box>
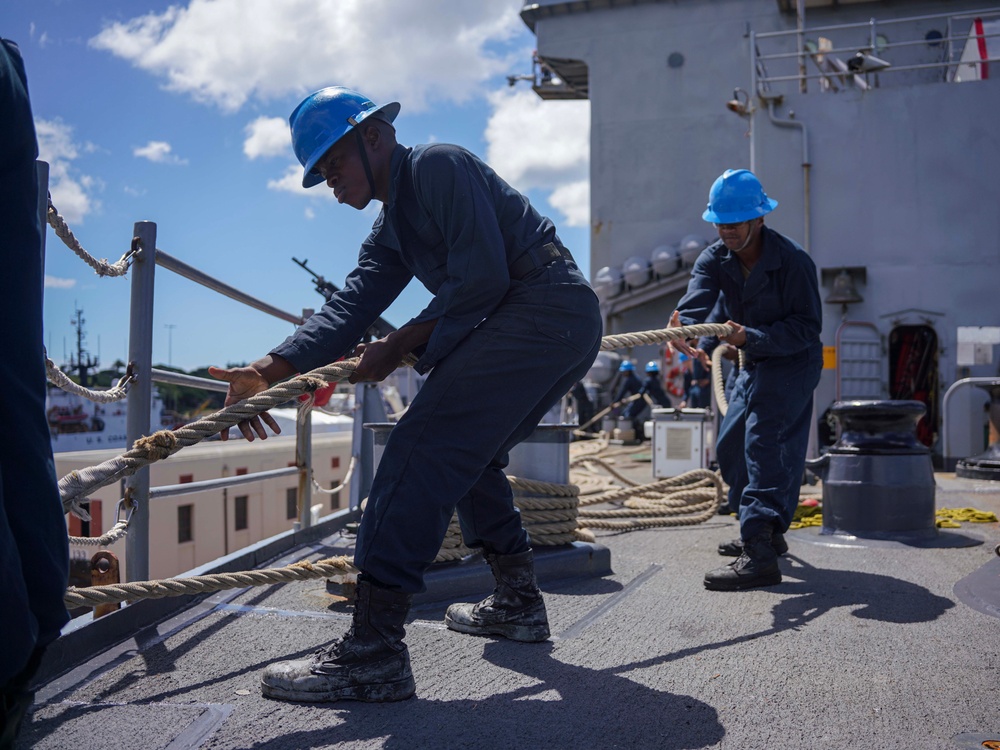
<box><xmin>290</xmin><ymin>87</ymin><xmax>401</xmax><ymax>189</ymax></box>
<box><xmin>702</xmin><ymin>169</ymin><xmax>778</xmax><ymax>224</ymax></box>
<box><xmin>619</xmin><ymin>361</ymin><xmax>635</xmax><ymax>372</ymax></box>
<box><xmin>645</xmin><ymin>361</ymin><xmax>660</xmax><ymax>373</ymax></box>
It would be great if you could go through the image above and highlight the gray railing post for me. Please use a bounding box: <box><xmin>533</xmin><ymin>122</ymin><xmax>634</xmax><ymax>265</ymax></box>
<box><xmin>296</xmin><ymin>391</ymin><xmax>313</xmax><ymax>530</ymax></box>
<box><xmin>349</xmin><ymin>383</ymin><xmax>389</xmax><ymax>511</ymax></box>
<box><xmin>124</xmin><ymin>221</ymin><xmax>157</xmax><ymax>582</ymax></box>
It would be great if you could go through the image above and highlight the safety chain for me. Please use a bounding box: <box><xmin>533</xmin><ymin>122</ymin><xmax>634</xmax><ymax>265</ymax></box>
<box><xmin>47</xmin><ymin>199</ymin><xmax>138</xmax><ymax>277</ymax></box>
<box><xmin>45</xmin><ymin>354</ymin><xmax>135</xmax><ymax>403</ymax></box>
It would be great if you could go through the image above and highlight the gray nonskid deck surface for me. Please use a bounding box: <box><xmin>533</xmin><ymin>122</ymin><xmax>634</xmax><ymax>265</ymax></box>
<box><xmin>20</xmin><ymin>467</ymin><xmax>1000</xmax><ymax>750</ymax></box>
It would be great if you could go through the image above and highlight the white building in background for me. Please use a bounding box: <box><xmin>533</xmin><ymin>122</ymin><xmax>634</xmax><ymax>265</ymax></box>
<box><xmin>58</xmin><ymin>432</ymin><xmax>352</xmax><ymax>581</ymax></box>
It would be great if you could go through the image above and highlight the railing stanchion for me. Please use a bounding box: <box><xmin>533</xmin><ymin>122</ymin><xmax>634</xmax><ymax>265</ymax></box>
<box><xmin>295</xmin><ymin>307</ymin><xmax>314</xmax><ymax>530</ymax></box>
<box><xmin>124</xmin><ymin>221</ymin><xmax>157</xmax><ymax>583</ymax></box>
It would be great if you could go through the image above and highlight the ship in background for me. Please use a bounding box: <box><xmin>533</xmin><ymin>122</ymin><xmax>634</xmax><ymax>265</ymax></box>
<box><xmin>522</xmin><ymin>0</ymin><xmax>1000</xmax><ymax>471</ymax></box>
<box><xmin>46</xmin><ymin>306</ymin><xmax>172</xmax><ymax>453</ymax></box>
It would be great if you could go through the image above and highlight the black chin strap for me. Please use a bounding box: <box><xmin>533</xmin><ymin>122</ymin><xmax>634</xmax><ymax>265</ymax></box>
<box><xmin>733</xmin><ymin>219</ymin><xmax>760</xmax><ymax>253</ymax></box>
<box><xmin>354</xmin><ymin>126</ymin><xmax>377</xmax><ymax>202</ymax></box>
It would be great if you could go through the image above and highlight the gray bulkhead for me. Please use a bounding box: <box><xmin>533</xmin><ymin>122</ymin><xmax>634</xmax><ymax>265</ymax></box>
<box><xmin>524</xmin><ymin>0</ymin><xmax>1000</xmax><ymax>461</ymax></box>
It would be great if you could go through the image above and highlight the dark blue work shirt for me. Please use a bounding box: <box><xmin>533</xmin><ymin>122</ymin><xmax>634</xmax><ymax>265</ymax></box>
<box><xmin>272</xmin><ymin>143</ymin><xmax>564</xmax><ymax>375</ymax></box>
<box><xmin>677</xmin><ymin>226</ymin><xmax>822</xmax><ymax>364</ymax></box>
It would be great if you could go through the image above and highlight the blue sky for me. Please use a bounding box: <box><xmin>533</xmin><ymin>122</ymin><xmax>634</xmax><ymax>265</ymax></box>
<box><xmin>5</xmin><ymin>0</ymin><xmax>590</xmax><ymax>372</ymax></box>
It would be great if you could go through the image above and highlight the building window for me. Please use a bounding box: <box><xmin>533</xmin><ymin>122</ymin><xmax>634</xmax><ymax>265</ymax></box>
<box><xmin>234</xmin><ymin>495</ymin><xmax>249</xmax><ymax>531</ymax></box>
<box><xmin>286</xmin><ymin>487</ymin><xmax>298</xmax><ymax>520</ymax></box>
<box><xmin>179</xmin><ymin>474</ymin><xmax>193</xmax><ymax>484</ymax></box>
<box><xmin>331</xmin><ymin>456</ymin><xmax>340</xmax><ymax>469</ymax></box>
<box><xmin>329</xmin><ymin>484</ymin><xmax>340</xmax><ymax>510</ymax></box>
<box><xmin>178</xmin><ymin>504</ymin><xmax>193</xmax><ymax>543</ymax></box>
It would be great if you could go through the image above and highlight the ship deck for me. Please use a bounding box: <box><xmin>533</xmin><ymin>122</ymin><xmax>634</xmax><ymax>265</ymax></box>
<box><xmin>18</xmin><ymin>456</ymin><xmax>1000</xmax><ymax>750</ymax></box>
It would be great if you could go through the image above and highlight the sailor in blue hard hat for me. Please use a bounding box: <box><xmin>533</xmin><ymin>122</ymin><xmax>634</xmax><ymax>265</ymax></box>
<box><xmin>612</xmin><ymin>359</ymin><xmax>642</xmax><ymax>413</ymax></box>
<box><xmin>666</xmin><ymin>168</ymin><xmax>822</xmax><ymax>592</ymax></box>
<box><xmin>703</xmin><ymin>168</ymin><xmax>778</xmax><ymax>255</ymax></box>
<box><xmin>209</xmin><ymin>86</ymin><xmax>602</xmax><ymax>704</ymax></box>
<box><xmin>622</xmin><ymin>360</ymin><xmax>671</xmax><ymax>438</ymax></box>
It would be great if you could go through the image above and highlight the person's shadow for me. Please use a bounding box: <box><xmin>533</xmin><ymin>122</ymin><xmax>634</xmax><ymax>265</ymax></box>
<box><xmin>24</xmin><ymin>556</ymin><xmax>956</xmax><ymax>750</ymax></box>
<box><xmin>242</xmin><ymin>639</ymin><xmax>724</xmax><ymax>750</ymax></box>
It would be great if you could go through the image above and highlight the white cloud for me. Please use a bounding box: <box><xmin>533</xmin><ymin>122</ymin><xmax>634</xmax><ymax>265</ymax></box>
<box><xmin>548</xmin><ymin>180</ymin><xmax>590</xmax><ymax>228</ymax></box>
<box><xmin>485</xmin><ymin>88</ymin><xmax>590</xmax><ymax>227</ymax></box>
<box><xmin>34</xmin><ymin>118</ymin><xmax>99</xmax><ymax>224</ymax></box>
<box><xmin>89</xmin><ymin>0</ymin><xmax>524</xmax><ymax>113</ymax></box>
<box><xmin>244</xmin><ymin>116</ymin><xmax>291</xmax><ymax>159</ymax></box>
<box><xmin>44</xmin><ymin>276</ymin><xmax>77</xmax><ymax>289</ymax></box>
<box><xmin>267</xmin><ymin>163</ymin><xmax>316</xmax><ymax>196</ymax></box>
<box><xmin>304</xmin><ymin>206</ymin><xmax>316</xmax><ymax>220</ymax></box>
<box><xmin>133</xmin><ymin>140</ymin><xmax>188</xmax><ymax>165</ymax></box>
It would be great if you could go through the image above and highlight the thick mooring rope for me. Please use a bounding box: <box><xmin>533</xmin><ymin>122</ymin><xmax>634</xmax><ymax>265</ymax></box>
<box><xmin>58</xmin><ymin>324</ymin><xmax>734</xmax><ymax>512</ymax></box>
<box><xmin>62</xmin><ymin>323</ymin><xmax>734</xmax><ymax>608</ymax></box>
<box><xmin>64</xmin><ymin>556</ymin><xmax>355</xmax><ymax>608</ymax></box>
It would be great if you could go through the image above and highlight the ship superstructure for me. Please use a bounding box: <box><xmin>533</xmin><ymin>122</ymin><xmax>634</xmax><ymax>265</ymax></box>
<box><xmin>523</xmin><ymin>0</ymin><xmax>1000</xmax><ymax>466</ymax></box>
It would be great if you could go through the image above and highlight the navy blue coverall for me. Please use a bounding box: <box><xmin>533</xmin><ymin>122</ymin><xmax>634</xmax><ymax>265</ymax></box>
<box><xmin>622</xmin><ymin>373</ymin><xmax>671</xmax><ymax>432</ymax></box>
<box><xmin>677</xmin><ymin>226</ymin><xmax>822</xmax><ymax>539</ymax></box>
<box><xmin>611</xmin><ymin>371</ymin><xmax>642</xmax><ymax>415</ymax></box>
<box><xmin>0</xmin><ymin>39</ymin><xmax>69</xmax><ymax>689</ymax></box>
<box><xmin>684</xmin><ymin>360</ymin><xmax>711</xmax><ymax>409</ymax></box>
<box><xmin>272</xmin><ymin>143</ymin><xmax>603</xmax><ymax>592</ymax></box>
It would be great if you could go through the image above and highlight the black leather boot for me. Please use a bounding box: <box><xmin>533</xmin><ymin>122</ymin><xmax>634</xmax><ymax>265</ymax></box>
<box><xmin>717</xmin><ymin>532</ymin><xmax>788</xmax><ymax>557</ymax></box>
<box><xmin>260</xmin><ymin>579</ymin><xmax>415</xmax><ymax>703</ymax></box>
<box><xmin>704</xmin><ymin>530</ymin><xmax>782</xmax><ymax>591</ymax></box>
<box><xmin>445</xmin><ymin>549</ymin><xmax>550</xmax><ymax>642</ymax></box>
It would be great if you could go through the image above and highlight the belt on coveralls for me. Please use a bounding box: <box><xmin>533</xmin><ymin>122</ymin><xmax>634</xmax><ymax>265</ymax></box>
<box><xmin>508</xmin><ymin>242</ymin><xmax>574</xmax><ymax>280</ymax></box>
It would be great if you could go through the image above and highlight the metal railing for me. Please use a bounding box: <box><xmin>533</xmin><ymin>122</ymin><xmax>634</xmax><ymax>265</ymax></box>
<box><xmin>941</xmin><ymin>376</ymin><xmax>1000</xmax><ymax>467</ymax></box>
<box><xmin>39</xmin><ymin>166</ymin><xmax>350</xmax><ymax>585</ymax></box>
<box><xmin>118</xmin><ymin>222</ymin><xmax>319</xmax><ymax>583</ymax></box>
<box><xmin>753</xmin><ymin>7</ymin><xmax>1000</xmax><ymax>94</ymax></box>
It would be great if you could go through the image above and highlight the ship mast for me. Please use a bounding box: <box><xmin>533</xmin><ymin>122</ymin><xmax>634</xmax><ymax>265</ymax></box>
<box><xmin>68</xmin><ymin>306</ymin><xmax>99</xmax><ymax>387</ymax></box>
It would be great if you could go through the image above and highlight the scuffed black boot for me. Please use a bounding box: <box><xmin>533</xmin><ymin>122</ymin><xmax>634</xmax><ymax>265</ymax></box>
<box><xmin>445</xmin><ymin>549</ymin><xmax>550</xmax><ymax>642</ymax></box>
<box><xmin>717</xmin><ymin>532</ymin><xmax>788</xmax><ymax>557</ymax></box>
<box><xmin>704</xmin><ymin>530</ymin><xmax>782</xmax><ymax>591</ymax></box>
<box><xmin>261</xmin><ymin>579</ymin><xmax>415</xmax><ymax>703</ymax></box>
